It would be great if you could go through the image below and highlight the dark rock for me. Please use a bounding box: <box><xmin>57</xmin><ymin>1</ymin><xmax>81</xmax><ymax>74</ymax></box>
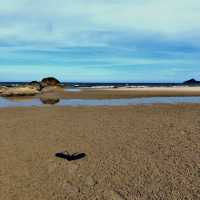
<box><xmin>41</xmin><ymin>77</ymin><xmax>60</xmax><ymax>88</ymax></box>
<box><xmin>183</xmin><ymin>79</ymin><xmax>200</xmax><ymax>85</ymax></box>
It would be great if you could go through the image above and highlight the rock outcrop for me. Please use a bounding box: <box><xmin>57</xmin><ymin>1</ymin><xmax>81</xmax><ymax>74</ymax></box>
<box><xmin>41</xmin><ymin>77</ymin><xmax>61</xmax><ymax>88</ymax></box>
<box><xmin>40</xmin><ymin>77</ymin><xmax>63</xmax><ymax>93</ymax></box>
<box><xmin>0</xmin><ymin>86</ymin><xmax>8</xmax><ymax>94</ymax></box>
<box><xmin>1</xmin><ymin>86</ymin><xmax>39</xmax><ymax>97</ymax></box>
<box><xmin>41</xmin><ymin>86</ymin><xmax>64</xmax><ymax>93</ymax></box>
<box><xmin>0</xmin><ymin>77</ymin><xmax>62</xmax><ymax>97</ymax></box>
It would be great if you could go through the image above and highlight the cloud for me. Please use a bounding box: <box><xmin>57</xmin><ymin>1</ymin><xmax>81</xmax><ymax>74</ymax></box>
<box><xmin>0</xmin><ymin>0</ymin><xmax>200</xmax><ymax>48</ymax></box>
<box><xmin>0</xmin><ymin>0</ymin><xmax>200</xmax><ymax>82</ymax></box>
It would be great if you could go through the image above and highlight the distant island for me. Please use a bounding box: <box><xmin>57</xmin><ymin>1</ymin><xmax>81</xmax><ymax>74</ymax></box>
<box><xmin>183</xmin><ymin>79</ymin><xmax>200</xmax><ymax>85</ymax></box>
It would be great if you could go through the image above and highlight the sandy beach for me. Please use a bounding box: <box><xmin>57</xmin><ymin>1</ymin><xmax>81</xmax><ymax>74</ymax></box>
<box><xmin>1</xmin><ymin>0</ymin><xmax>200</xmax><ymax>199</ymax></box>
<box><xmin>59</xmin><ymin>87</ymin><xmax>200</xmax><ymax>99</ymax></box>
<box><xmin>1</xmin><ymin>104</ymin><xmax>200</xmax><ymax>200</ymax></box>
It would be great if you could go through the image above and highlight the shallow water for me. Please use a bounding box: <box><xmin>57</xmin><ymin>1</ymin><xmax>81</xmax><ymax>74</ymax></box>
<box><xmin>64</xmin><ymin>88</ymin><xmax>81</xmax><ymax>92</ymax></box>
<box><xmin>0</xmin><ymin>96</ymin><xmax>200</xmax><ymax>108</ymax></box>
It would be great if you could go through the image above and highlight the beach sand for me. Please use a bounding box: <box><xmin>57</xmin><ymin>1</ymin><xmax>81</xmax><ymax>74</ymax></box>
<box><xmin>60</xmin><ymin>87</ymin><xmax>200</xmax><ymax>99</ymax></box>
<box><xmin>0</xmin><ymin>104</ymin><xmax>200</xmax><ymax>200</ymax></box>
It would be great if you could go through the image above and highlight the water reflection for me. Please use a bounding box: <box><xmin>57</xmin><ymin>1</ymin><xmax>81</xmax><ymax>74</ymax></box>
<box><xmin>0</xmin><ymin>96</ymin><xmax>200</xmax><ymax>108</ymax></box>
<box><xmin>40</xmin><ymin>97</ymin><xmax>60</xmax><ymax>104</ymax></box>
<box><xmin>3</xmin><ymin>96</ymin><xmax>61</xmax><ymax>107</ymax></box>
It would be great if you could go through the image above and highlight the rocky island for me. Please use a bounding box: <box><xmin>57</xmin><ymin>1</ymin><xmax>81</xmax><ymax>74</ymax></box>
<box><xmin>183</xmin><ymin>78</ymin><xmax>200</xmax><ymax>85</ymax></box>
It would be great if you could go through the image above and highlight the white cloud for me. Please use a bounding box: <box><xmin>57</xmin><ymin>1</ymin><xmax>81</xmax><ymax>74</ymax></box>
<box><xmin>0</xmin><ymin>0</ymin><xmax>200</xmax><ymax>48</ymax></box>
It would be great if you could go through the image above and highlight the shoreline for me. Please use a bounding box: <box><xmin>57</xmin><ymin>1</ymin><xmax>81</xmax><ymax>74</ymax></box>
<box><xmin>1</xmin><ymin>85</ymin><xmax>200</xmax><ymax>99</ymax></box>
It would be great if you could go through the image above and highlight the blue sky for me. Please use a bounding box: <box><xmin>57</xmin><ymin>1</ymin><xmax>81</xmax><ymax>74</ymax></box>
<box><xmin>0</xmin><ymin>0</ymin><xmax>200</xmax><ymax>82</ymax></box>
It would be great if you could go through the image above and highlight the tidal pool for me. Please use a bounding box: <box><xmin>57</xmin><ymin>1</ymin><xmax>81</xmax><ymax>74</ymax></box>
<box><xmin>0</xmin><ymin>96</ymin><xmax>200</xmax><ymax>108</ymax></box>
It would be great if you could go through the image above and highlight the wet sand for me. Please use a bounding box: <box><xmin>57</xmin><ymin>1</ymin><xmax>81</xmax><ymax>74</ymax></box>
<box><xmin>0</xmin><ymin>104</ymin><xmax>200</xmax><ymax>200</ymax></box>
<box><xmin>60</xmin><ymin>87</ymin><xmax>200</xmax><ymax>99</ymax></box>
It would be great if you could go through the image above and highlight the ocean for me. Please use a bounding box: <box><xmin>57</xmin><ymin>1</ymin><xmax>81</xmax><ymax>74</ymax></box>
<box><xmin>0</xmin><ymin>82</ymin><xmax>190</xmax><ymax>88</ymax></box>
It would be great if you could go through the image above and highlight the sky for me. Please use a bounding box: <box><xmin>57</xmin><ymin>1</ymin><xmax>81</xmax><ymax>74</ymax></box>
<box><xmin>0</xmin><ymin>0</ymin><xmax>200</xmax><ymax>82</ymax></box>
